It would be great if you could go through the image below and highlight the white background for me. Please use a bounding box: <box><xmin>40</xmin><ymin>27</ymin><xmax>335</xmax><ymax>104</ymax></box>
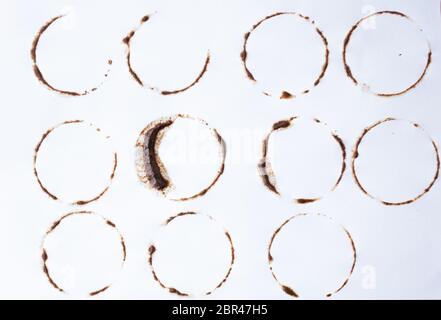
<box><xmin>0</xmin><ymin>0</ymin><xmax>441</xmax><ymax>299</ymax></box>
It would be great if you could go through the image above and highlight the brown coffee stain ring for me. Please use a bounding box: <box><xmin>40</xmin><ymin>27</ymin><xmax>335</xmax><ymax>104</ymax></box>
<box><xmin>41</xmin><ymin>211</ymin><xmax>126</xmax><ymax>296</ymax></box>
<box><xmin>31</xmin><ymin>15</ymin><xmax>112</xmax><ymax>96</ymax></box>
<box><xmin>135</xmin><ymin>115</ymin><xmax>226</xmax><ymax>201</ymax></box>
<box><xmin>33</xmin><ymin>120</ymin><xmax>118</xmax><ymax>205</ymax></box>
<box><xmin>258</xmin><ymin>117</ymin><xmax>346</xmax><ymax>204</ymax></box>
<box><xmin>123</xmin><ymin>14</ymin><xmax>210</xmax><ymax>95</ymax></box>
<box><xmin>268</xmin><ymin>213</ymin><xmax>357</xmax><ymax>298</ymax></box>
<box><xmin>343</xmin><ymin>11</ymin><xmax>432</xmax><ymax>97</ymax></box>
<box><xmin>147</xmin><ymin>212</ymin><xmax>235</xmax><ymax>297</ymax></box>
<box><xmin>352</xmin><ymin>118</ymin><xmax>440</xmax><ymax>206</ymax></box>
<box><xmin>241</xmin><ymin>12</ymin><xmax>329</xmax><ymax>99</ymax></box>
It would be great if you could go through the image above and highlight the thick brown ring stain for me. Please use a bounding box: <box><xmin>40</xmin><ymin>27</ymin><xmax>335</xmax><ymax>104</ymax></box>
<box><xmin>31</xmin><ymin>15</ymin><xmax>112</xmax><ymax>96</ymax></box>
<box><xmin>352</xmin><ymin>118</ymin><xmax>440</xmax><ymax>206</ymax></box>
<box><xmin>123</xmin><ymin>14</ymin><xmax>210</xmax><ymax>95</ymax></box>
<box><xmin>241</xmin><ymin>12</ymin><xmax>329</xmax><ymax>99</ymax></box>
<box><xmin>135</xmin><ymin>115</ymin><xmax>226</xmax><ymax>201</ymax></box>
<box><xmin>258</xmin><ymin>117</ymin><xmax>346</xmax><ymax>203</ymax></box>
<box><xmin>148</xmin><ymin>212</ymin><xmax>235</xmax><ymax>297</ymax></box>
<box><xmin>268</xmin><ymin>213</ymin><xmax>357</xmax><ymax>298</ymax></box>
<box><xmin>343</xmin><ymin>11</ymin><xmax>432</xmax><ymax>97</ymax></box>
<box><xmin>33</xmin><ymin>120</ymin><xmax>117</xmax><ymax>205</ymax></box>
<box><xmin>41</xmin><ymin>211</ymin><xmax>126</xmax><ymax>296</ymax></box>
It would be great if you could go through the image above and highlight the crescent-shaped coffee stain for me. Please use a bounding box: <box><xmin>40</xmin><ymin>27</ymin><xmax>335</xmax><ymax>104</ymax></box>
<box><xmin>148</xmin><ymin>212</ymin><xmax>235</xmax><ymax>297</ymax></box>
<box><xmin>135</xmin><ymin>115</ymin><xmax>226</xmax><ymax>201</ymax></box>
<box><xmin>343</xmin><ymin>11</ymin><xmax>431</xmax><ymax>97</ymax></box>
<box><xmin>123</xmin><ymin>14</ymin><xmax>210</xmax><ymax>95</ymax></box>
<box><xmin>259</xmin><ymin>117</ymin><xmax>346</xmax><ymax>203</ymax></box>
<box><xmin>268</xmin><ymin>213</ymin><xmax>357</xmax><ymax>298</ymax></box>
<box><xmin>33</xmin><ymin>120</ymin><xmax>118</xmax><ymax>205</ymax></box>
<box><xmin>31</xmin><ymin>15</ymin><xmax>112</xmax><ymax>96</ymax></box>
<box><xmin>41</xmin><ymin>211</ymin><xmax>126</xmax><ymax>296</ymax></box>
<box><xmin>352</xmin><ymin>118</ymin><xmax>440</xmax><ymax>206</ymax></box>
<box><xmin>241</xmin><ymin>12</ymin><xmax>329</xmax><ymax>99</ymax></box>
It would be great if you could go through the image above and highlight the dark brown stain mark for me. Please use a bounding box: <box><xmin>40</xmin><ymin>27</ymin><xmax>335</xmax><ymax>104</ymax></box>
<box><xmin>280</xmin><ymin>91</ymin><xmax>294</xmax><ymax>100</ymax></box>
<box><xmin>161</xmin><ymin>54</ymin><xmax>210</xmax><ymax>96</ymax></box>
<box><xmin>268</xmin><ymin>214</ymin><xmax>356</xmax><ymax>298</ymax></box>
<box><xmin>148</xmin><ymin>240</ymin><xmax>190</xmax><ymax>296</ymax></box>
<box><xmin>343</xmin><ymin>11</ymin><xmax>431</xmax><ymax>97</ymax></box>
<box><xmin>259</xmin><ymin>117</ymin><xmax>345</xmax><ymax>200</ymax></box>
<box><xmin>41</xmin><ymin>211</ymin><xmax>126</xmax><ymax>295</ymax></box>
<box><xmin>106</xmin><ymin>220</ymin><xmax>116</xmax><ymax>228</ymax></box>
<box><xmin>165</xmin><ymin>211</ymin><xmax>196</xmax><ymax>225</ymax></box>
<box><xmin>259</xmin><ymin>117</ymin><xmax>296</xmax><ymax>195</ymax></box>
<box><xmin>74</xmin><ymin>186</ymin><xmax>110</xmax><ymax>206</ymax></box>
<box><xmin>42</xmin><ymin>249</ymin><xmax>64</xmax><ymax>293</ymax></box>
<box><xmin>314</xmin><ymin>28</ymin><xmax>330</xmax><ymax>87</ymax></box>
<box><xmin>141</xmin><ymin>15</ymin><xmax>150</xmax><ymax>23</ymax></box>
<box><xmin>175</xmin><ymin>128</ymin><xmax>226</xmax><ymax>202</ymax></box>
<box><xmin>124</xmin><ymin>14</ymin><xmax>209</xmax><ymax>94</ymax></box>
<box><xmin>110</xmin><ymin>153</ymin><xmax>118</xmax><ymax>180</ymax></box>
<box><xmin>282</xmin><ymin>285</ymin><xmax>299</xmax><ymax>298</ymax></box>
<box><xmin>332</xmin><ymin>133</ymin><xmax>347</xmax><ymax>189</ymax></box>
<box><xmin>31</xmin><ymin>15</ymin><xmax>112</xmax><ymax>96</ymax></box>
<box><xmin>136</xmin><ymin>115</ymin><xmax>226</xmax><ymax>201</ymax></box>
<box><xmin>148</xmin><ymin>213</ymin><xmax>235</xmax><ymax>297</ymax></box>
<box><xmin>168</xmin><ymin>288</ymin><xmax>189</xmax><ymax>296</ymax></box>
<box><xmin>296</xmin><ymin>198</ymin><xmax>319</xmax><ymax>204</ymax></box>
<box><xmin>329</xmin><ymin>228</ymin><xmax>357</xmax><ymax>297</ymax></box>
<box><xmin>272</xmin><ymin>119</ymin><xmax>293</xmax><ymax>131</ymax></box>
<box><xmin>241</xmin><ymin>12</ymin><xmax>329</xmax><ymax>98</ymax></box>
<box><xmin>138</xmin><ymin>119</ymin><xmax>174</xmax><ymax>192</ymax></box>
<box><xmin>89</xmin><ymin>286</ymin><xmax>110</xmax><ymax>297</ymax></box>
<box><xmin>207</xmin><ymin>231</ymin><xmax>235</xmax><ymax>295</ymax></box>
<box><xmin>33</xmin><ymin>121</ymin><xmax>117</xmax><ymax>205</ymax></box>
<box><xmin>352</xmin><ymin>118</ymin><xmax>440</xmax><ymax>205</ymax></box>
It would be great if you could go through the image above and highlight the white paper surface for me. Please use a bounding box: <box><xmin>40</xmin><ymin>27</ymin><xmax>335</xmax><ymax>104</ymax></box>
<box><xmin>0</xmin><ymin>0</ymin><xmax>441</xmax><ymax>299</ymax></box>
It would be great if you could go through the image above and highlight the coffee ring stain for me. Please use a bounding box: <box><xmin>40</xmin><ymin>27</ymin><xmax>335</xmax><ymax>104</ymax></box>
<box><xmin>268</xmin><ymin>213</ymin><xmax>356</xmax><ymax>298</ymax></box>
<box><xmin>147</xmin><ymin>212</ymin><xmax>235</xmax><ymax>297</ymax></box>
<box><xmin>31</xmin><ymin>15</ymin><xmax>112</xmax><ymax>96</ymax></box>
<box><xmin>41</xmin><ymin>211</ymin><xmax>126</xmax><ymax>296</ymax></box>
<box><xmin>343</xmin><ymin>11</ymin><xmax>431</xmax><ymax>97</ymax></box>
<box><xmin>123</xmin><ymin>13</ymin><xmax>210</xmax><ymax>95</ymax></box>
<box><xmin>33</xmin><ymin>120</ymin><xmax>117</xmax><ymax>205</ymax></box>
<box><xmin>241</xmin><ymin>12</ymin><xmax>329</xmax><ymax>99</ymax></box>
<box><xmin>259</xmin><ymin>117</ymin><xmax>346</xmax><ymax>203</ymax></box>
<box><xmin>352</xmin><ymin>118</ymin><xmax>440</xmax><ymax>206</ymax></box>
<box><xmin>135</xmin><ymin>115</ymin><xmax>226</xmax><ymax>201</ymax></box>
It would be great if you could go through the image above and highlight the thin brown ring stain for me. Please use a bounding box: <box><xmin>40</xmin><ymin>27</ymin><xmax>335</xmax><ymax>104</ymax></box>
<box><xmin>259</xmin><ymin>117</ymin><xmax>346</xmax><ymax>204</ymax></box>
<box><xmin>147</xmin><ymin>212</ymin><xmax>235</xmax><ymax>297</ymax></box>
<box><xmin>135</xmin><ymin>114</ymin><xmax>226</xmax><ymax>201</ymax></box>
<box><xmin>33</xmin><ymin>120</ymin><xmax>117</xmax><ymax>205</ymax></box>
<box><xmin>343</xmin><ymin>11</ymin><xmax>432</xmax><ymax>97</ymax></box>
<box><xmin>31</xmin><ymin>15</ymin><xmax>112</xmax><ymax>96</ymax></box>
<box><xmin>41</xmin><ymin>211</ymin><xmax>126</xmax><ymax>296</ymax></box>
<box><xmin>123</xmin><ymin>14</ymin><xmax>210</xmax><ymax>95</ymax></box>
<box><xmin>352</xmin><ymin>118</ymin><xmax>440</xmax><ymax>206</ymax></box>
<box><xmin>241</xmin><ymin>12</ymin><xmax>329</xmax><ymax>99</ymax></box>
<box><xmin>268</xmin><ymin>213</ymin><xmax>356</xmax><ymax>298</ymax></box>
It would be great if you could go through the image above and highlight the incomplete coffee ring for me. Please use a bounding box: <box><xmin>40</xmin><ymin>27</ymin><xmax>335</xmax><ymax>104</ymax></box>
<box><xmin>147</xmin><ymin>212</ymin><xmax>235</xmax><ymax>297</ymax></box>
<box><xmin>268</xmin><ymin>213</ymin><xmax>357</xmax><ymax>298</ymax></box>
<box><xmin>33</xmin><ymin>120</ymin><xmax>118</xmax><ymax>205</ymax></box>
<box><xmin>258</xmin><ymin>117</ymin><xmax>346</xmax><ymax>204</ymax></box>
<box><xmin>241</xmin><ymin>12</ymin><xmax>329</xmax><ymax>99</ymax></box>
<box><xmin>135</xmin><ymin>114</ymin><xmax>226</xmax><ymax>201</ymax></box>
<box><xmin>343</xmin><ymin>11</ymin><xmax>432</xmax><ymax>97</ymax></box>
<box><xmin>31</xmin><ymin>15</ymin><xmax>113</xmax><ymax>96</ymax></box>
<box><xmin>41</xmin><ymin>211</ymin><xmax>127</xmax><ymax>296</ymax></box>
<box><xmin>352</xmin><ymin>117</ymin><xmax>440</xmax><ymax>206</ymax></box>
<box><xmin>123</xmin><ymin>14</ymin><xmax>210</xmax><ymax>95</ymax></box>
